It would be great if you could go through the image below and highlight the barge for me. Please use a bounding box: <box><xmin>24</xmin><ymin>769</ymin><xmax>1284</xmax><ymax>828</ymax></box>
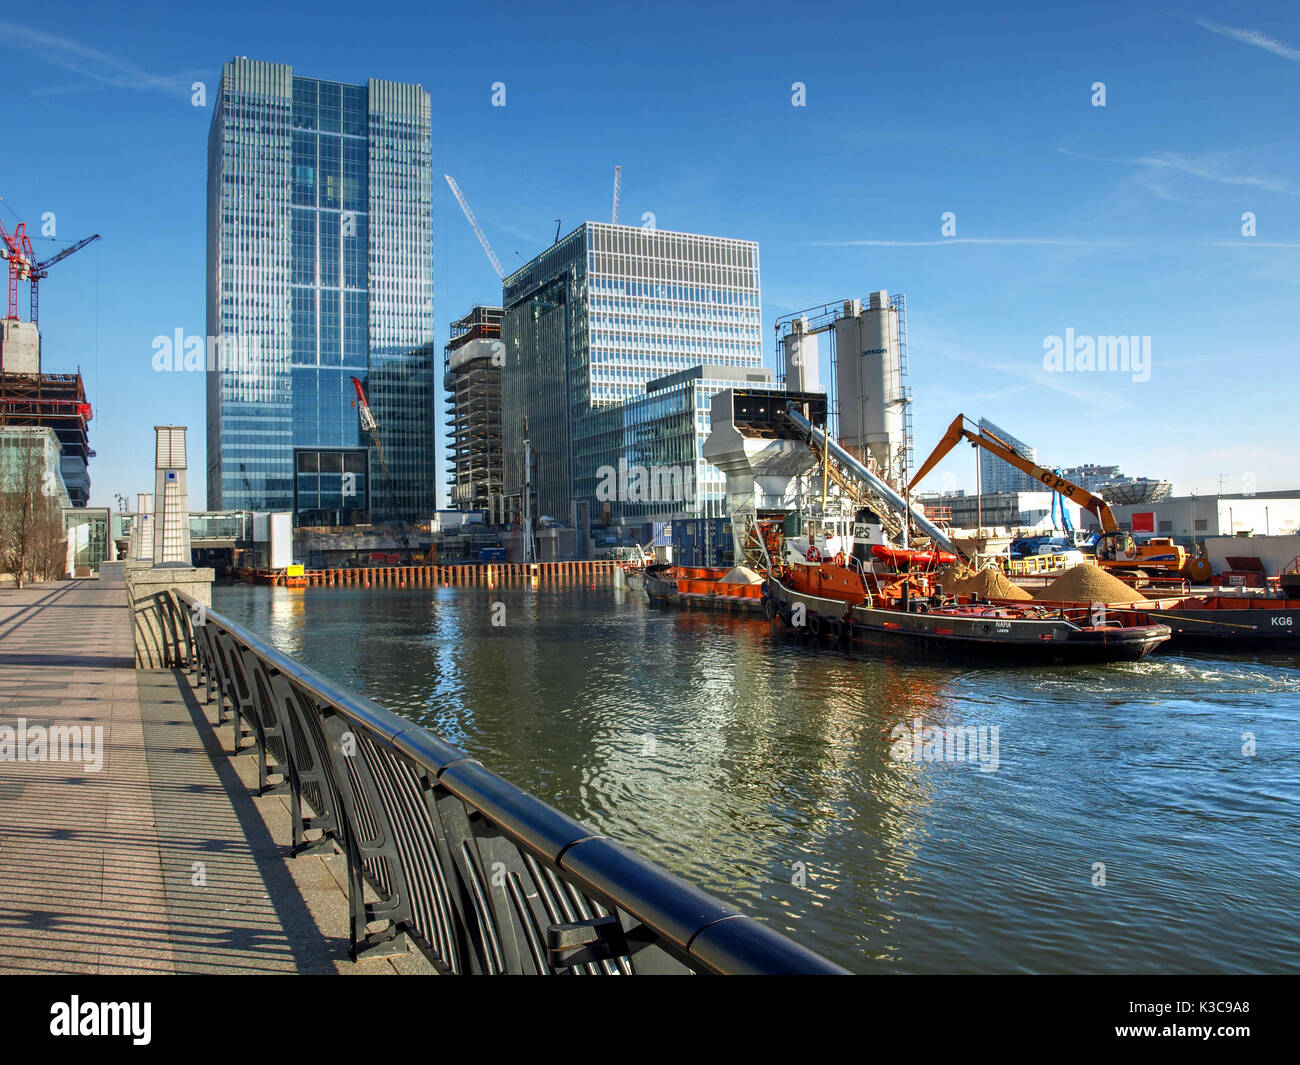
<box><xmin>1139</xmin><ymin>593</ymin><xmax>1299</xmax><ymax>650</ymax></box>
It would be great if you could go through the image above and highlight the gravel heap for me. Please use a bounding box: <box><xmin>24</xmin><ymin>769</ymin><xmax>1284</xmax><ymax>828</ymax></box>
<box><xmin>959</xmin><ymin>567</ymin><xmax>1034</xmax><ymax>600</ymax></box>
<box><xmin>1034</xmin><ymin>564</ymin><xmax>1145</xmax><ymax>603</ymax></box>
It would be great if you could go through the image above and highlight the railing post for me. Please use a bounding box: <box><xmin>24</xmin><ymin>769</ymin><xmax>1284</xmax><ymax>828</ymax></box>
<box><xmin>125</xmin><ymin>565</ymin><xmax>215</xmax><ymax>668</ymax></box>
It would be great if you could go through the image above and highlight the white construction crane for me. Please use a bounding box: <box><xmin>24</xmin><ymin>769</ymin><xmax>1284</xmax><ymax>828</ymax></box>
<box><xmin>611</xmin><ymin>165</ymin><xmax>622</xmax><ymax>225</ymax></box>
<box><xmin>444</xmin><ymin>174</ymin><xmax>505</xmax><ymax>281</ymax></box>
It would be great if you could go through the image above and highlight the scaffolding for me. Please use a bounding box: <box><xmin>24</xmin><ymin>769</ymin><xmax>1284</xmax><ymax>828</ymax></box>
<box><xmin>443</xmin><ymin>307</ymin><xmax>504</xmax><ymax>518</ymax></box>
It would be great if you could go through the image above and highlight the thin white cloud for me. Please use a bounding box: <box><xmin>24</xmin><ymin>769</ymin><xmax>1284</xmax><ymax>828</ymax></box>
<box><xmin>0</xmin><ymin>19</ymin><xmax>195</xmax><ymax>96</ymax></box>
<box><xmin>802</xmin><ymin>237</ymin><xmax>1143</xmax><ymax>248</ymax></box>
<box><xmin>1193</xmin><ymin>18</ymin><xmax>1300</xmax><ymax>62</ymax></box>
<box><xmin>1057</xmin><ymin>146</ymin><xmax>1299</xmax><ymax>196</ymax></box>
<box><xmin>801</xmin><ymin>236</ymin><xmax>1300</xmax><ymax>250</ymax></box>
<box><xmin>920</xmin><ymin>340</ymin><xmax>1136</xmax><ymax>412</ymax></box>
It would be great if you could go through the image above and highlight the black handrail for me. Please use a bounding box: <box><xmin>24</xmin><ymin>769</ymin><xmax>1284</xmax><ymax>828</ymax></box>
<box><xmin>161</xmin><ymin>590</ymin><xmax>848</xmax><ymax>975</ymax></box>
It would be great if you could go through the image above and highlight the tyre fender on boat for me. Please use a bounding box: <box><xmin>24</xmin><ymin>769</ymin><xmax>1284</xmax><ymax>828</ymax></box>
<box><xmin>807</xmin><ymin>612</ymin><xmax>823</xmax><ymax>638</ymax></box>
<box><xmin>829</xmin><ymin>616</ymin><xmax>845</xmax><ymax>642</ymax></box>
<box><xmin>762</xmin><ymin>596</ymin><xmax>776</xmax><ymax>621</ymax></box>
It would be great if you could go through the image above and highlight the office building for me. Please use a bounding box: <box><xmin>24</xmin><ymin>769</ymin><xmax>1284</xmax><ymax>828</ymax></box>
<box><xmin>977</xmin><ymin>418</ymin><xmax>1038</xmax><ymax>494</ymax></box>
<box><xmin>206</xmin><ymin>57</ymin><xmax>434</xmax><ymax>525</ymax></box>
<box><xmin>0</xmin><ymin>426</ymin><xmax>70</xmax><ymax>507</ymax></box>
<box><xmin>501</xmin><ymin>223</ymin><xmax>765</xmax><ymax>526</ymax></box>
<box><xmin>0</xmin><ymin>371</ymin><xmax>91</xmax><ymax>505</ymax></box>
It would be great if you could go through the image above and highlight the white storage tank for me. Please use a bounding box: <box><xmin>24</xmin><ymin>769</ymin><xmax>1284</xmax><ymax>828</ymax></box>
<box><xmin>783</xmin><ymin>316</ymin><xmax>819</xmax><ymax>393</ymax></box>
<box><xmin>833</xmin><ymin>292</ymin><xmax>904</xmax><ymax>482</ymax></box>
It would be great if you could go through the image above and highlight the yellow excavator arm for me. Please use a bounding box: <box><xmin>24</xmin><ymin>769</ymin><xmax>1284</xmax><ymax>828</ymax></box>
<box><xmin>909</xmin><ymin>415</ymin><xmax>1120</xmax><ymax>534</ymax></box>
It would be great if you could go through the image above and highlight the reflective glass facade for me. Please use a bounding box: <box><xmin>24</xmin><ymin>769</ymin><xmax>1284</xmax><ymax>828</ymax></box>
<box><xmin>583</xmin><ymin>365</ymin><xmax>776</xmax><ymax>523</ymax></box>
<box><xmin>502</xmin><ymin>224</ymin><xmax>764</xmax><ymax>524</ymax></box>
<box><xmin>206</xmin><ymin>59</ymin><xmax>434</xmax><ymax>524</ymax></box>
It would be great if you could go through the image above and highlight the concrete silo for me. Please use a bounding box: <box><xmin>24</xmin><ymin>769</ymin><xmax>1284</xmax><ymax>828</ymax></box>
<box><xmin>782</xmin><ymin>315</ymin><xmax>820</xmax><ymax>394</ymax></box>
<box><xmin>832</xmin><ymin>291</ymin><xmax>907</xmax><ymax>488</ymax></box>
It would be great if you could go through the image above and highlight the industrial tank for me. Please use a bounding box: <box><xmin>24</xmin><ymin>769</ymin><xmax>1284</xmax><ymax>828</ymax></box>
<box><xmin>832</xmin><ymin>291</ymin><xmax>904</xmax><ymax>484</ymax></box>
<box><xmin>783</xmin><ymin>316</ymin><xmax>820</xmax><ymax>393</ymax></box>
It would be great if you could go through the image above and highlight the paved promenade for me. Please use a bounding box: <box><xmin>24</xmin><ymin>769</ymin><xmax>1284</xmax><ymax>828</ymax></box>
<box><xmin>0</xmin><ymin>576</ymin><xmax>429</xmax><ymax>974</ymax></box>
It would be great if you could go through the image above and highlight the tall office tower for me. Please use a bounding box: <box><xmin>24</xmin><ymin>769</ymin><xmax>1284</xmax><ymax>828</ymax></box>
<box><xmin>205</xmin><ymin>58</ymin><xmax>434</xmax><ymax>525</ymax></box>
<box><xmin>977</xmin><ymin>417</ymin><xmax>1039</xmax><ymax>493</ymax></box>
<box><xmin>502</xmin><ymin>223</ymin><xmax>765</xmax><ymax>524</ymax></box>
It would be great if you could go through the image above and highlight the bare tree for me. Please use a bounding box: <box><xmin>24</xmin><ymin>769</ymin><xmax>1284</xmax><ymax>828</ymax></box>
<box><xmin>0</xmin><ymin>437</ymin><xmax>67</xmax><ymax>587</ymax></box>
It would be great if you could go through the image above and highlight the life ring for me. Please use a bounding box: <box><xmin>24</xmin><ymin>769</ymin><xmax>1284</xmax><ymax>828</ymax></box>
<box><xmin>833</xmin><ymin>551</ymin><xmax>846</xmax><ymax>568</ymax></box>
<box><xmin>807</xmin><ymin>545</ymin><xmax>821</xmax><ymax>563</ymax></box>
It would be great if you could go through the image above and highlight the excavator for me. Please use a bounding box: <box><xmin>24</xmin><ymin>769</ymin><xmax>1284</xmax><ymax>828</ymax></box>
<box><xmin>910</xmin><ymin>415</ymin><xmax>1211</xmax><ymax>582</ymax></box>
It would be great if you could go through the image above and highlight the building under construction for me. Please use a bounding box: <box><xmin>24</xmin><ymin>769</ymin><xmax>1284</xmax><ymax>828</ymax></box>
<box><xmin>0</xmin><ymin>370</ymin><xmax>92</xmax><ymax>505</ymax></box>
<box><xmin>444</xmin><ymin>306</ymin><xmax>504</xmax><ymax>518</ymax></box>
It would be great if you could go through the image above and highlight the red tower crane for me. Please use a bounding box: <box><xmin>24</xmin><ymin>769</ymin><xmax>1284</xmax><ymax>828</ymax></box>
<box><xmin>0</xmin><ymin>217</ymin><xmax>34</xmax><ymax>322</ymax></box>
<box><xmin>0</xmin><ymin>203</ymin><xmax>100</xmax><ymax>326</ymax></box>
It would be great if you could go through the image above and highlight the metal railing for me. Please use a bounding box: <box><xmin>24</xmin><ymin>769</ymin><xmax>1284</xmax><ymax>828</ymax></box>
<box><xmin>158</xmin><ymin>590</ymin><xmax>847</xmax><ymax>975</ymax></box>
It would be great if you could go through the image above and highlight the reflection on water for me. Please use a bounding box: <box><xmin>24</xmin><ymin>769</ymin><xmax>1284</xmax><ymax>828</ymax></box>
<box><xmin>214</xmin><ymin>579</ymin><xmax>1300</xmax><ymax>973</ymax></box>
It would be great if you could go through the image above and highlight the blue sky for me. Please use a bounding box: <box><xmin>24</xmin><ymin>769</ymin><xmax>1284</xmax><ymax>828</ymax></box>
<box><xmin>2</xmin><ymin>0</ymin><xmax>1298</xmax><ymax>511</ymax></box>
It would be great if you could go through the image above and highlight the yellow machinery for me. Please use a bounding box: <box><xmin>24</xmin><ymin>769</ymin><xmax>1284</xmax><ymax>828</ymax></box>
<box><xmin>911</xmin><ymin>415</ymin><xmax>1211</xmax><ymax>580</ymax></box>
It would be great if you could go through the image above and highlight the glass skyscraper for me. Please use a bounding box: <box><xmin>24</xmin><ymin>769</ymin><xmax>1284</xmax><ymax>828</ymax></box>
<box><xmin>206</xmin><ymin>58</ymin><xmax>434</xmax><ymax>525</ymax></box>
<box><xmin>977</xmin><ymin>417</ymin><xmax>1038</xmax><ymax>494</ymax></box>
<box><xmin>501</xmin><ymin>223</ymin><xmax>765</xmax><ymax>524</ymax></box>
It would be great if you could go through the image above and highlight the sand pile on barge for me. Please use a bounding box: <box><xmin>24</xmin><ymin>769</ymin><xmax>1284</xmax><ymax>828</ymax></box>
<box><xmin>937</xmin><ymin>565</ymin><xmax>974</xmax><ymax>593</ymax></box>
<box><xmin>957</xmin><ymin>567</ymin><xmax>1033</xmax><ymax>600</ymax></box>
<box><xmin>718</xmin><ymin>566</ymin><xmax>762</xmax><ymax>585</ymax></box>
<box><xmin>1034</xmin><ymin>564</ymin><xmax>1145</xmax><ymax>604</ymax></box>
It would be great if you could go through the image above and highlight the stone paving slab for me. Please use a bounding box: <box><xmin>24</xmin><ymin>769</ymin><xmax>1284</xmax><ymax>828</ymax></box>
<box><xmin>0</xmin><ymin>577</ymin><xmax>431</xmax><ymax>975</ymax></box>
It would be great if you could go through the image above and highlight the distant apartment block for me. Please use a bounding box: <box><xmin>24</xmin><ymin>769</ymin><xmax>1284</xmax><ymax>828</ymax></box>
<box><xmin>1059</xmin><ymin>463</ymin><xmax>1172</xmax><ymax>505</ymax></box>
<box><xmin>206</xmin><ymin>58</ymin><xmax>434</xmax><ymax>525</ymax></box>
<box><xmin>501</xmin><ymin>223</ymin><xmax>766</xmax><ymax>525</ymax></box>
